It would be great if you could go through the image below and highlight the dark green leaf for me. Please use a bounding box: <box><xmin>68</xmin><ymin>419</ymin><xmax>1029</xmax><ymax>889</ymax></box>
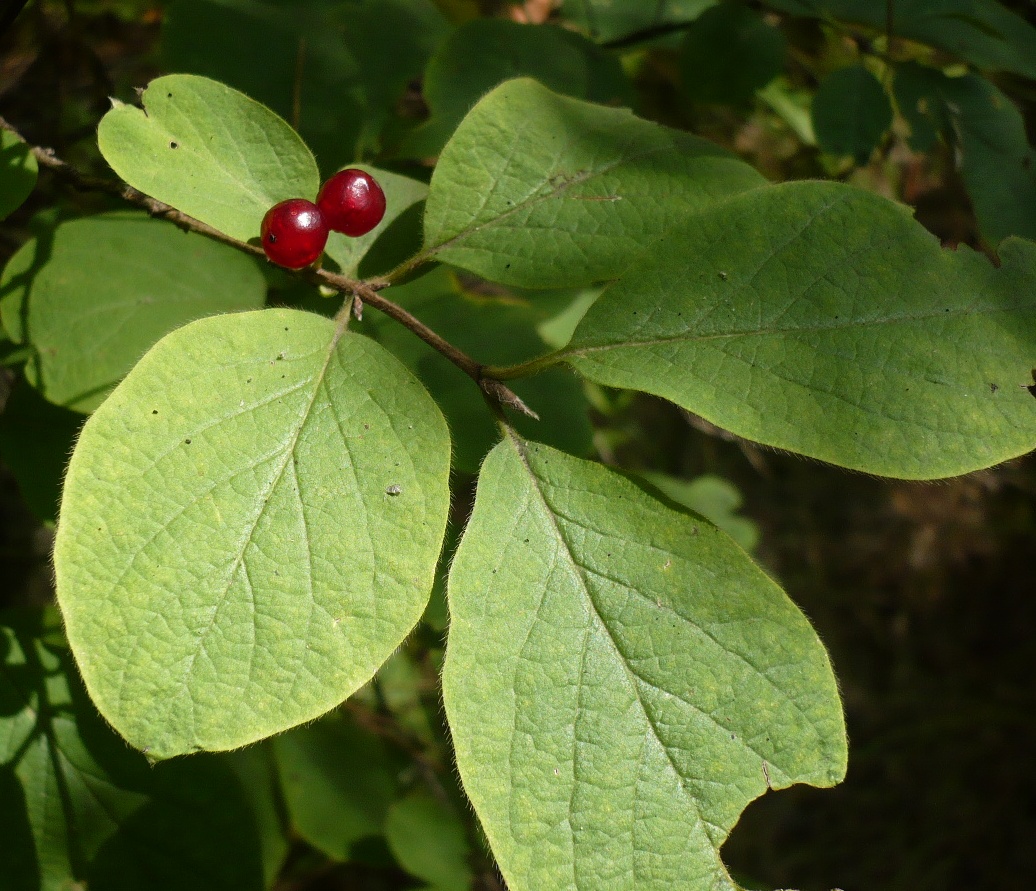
<box><xmin>384</xmin><ymin>790</ymin><xmax>472</xmax><ymax>890</ymax></box>
<box><xmin>400</xmin><ymin>19</ymin><xmax>633</xmax><ymax>158</ymax></box>
<box><xmin>162</xmin><ymin>0</ymin><xmax>449</xmax><ymax>169</ymax></box>
<box><xmin>893</xmin><ymin>65</ymin><xmax>1036</xmax><ymax>245</ymax></box>
<box><xmin>273</xmin><ymin>710</ymin><xmax>401</xmax><ymax>860</ymax></box>
<box><xmin>0</xmin><ymin>608</ymin><xmax>269</xmax><ymax>891</ymax></box>
<box><xmin>0</xmin><ymin>378</ymin><xmax>83</xmax><ymax>523</ymax></box>
<box><xmin>0</xmin><ymin>211</ymin><xmax>266</xmax><ymax>412</ymax></box>
<box><xmin>0</xmin><ymin>130</ymin><xmax>37</xmax><ymax>221</ymax></box>
<box><xmin>561</xmin><ymin>0</ymin><xmax>716</xmax><ymax>44</ymax></box>
<box><xmin>680</xmin><ymin>2</ymin><xmax>787</xmax><ymax>105</ymax></box>
<box><xmin>811</xmin><ymin>65</ymin><xmax>892</xmax><ymax>165</ymax></box>
<box><xmin>767</xmin><ymin>0</ymin><xmax>1036</xmax><ymax>79</ymax></box>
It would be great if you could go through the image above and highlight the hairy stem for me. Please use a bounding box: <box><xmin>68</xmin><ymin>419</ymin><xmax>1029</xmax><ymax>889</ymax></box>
<box><xmin>0</xmin><ymin>115</ymin><xmax>539</xmax><ymax>418</ymax></box>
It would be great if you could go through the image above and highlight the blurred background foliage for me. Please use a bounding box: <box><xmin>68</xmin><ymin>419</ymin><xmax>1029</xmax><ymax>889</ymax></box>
<box><xmin>2</xmin><ymin>0</ymin><xmax>1035</xmax><ymax>889</ymax></box>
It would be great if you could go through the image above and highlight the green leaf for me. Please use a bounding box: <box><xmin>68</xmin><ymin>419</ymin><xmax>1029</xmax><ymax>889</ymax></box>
<box><xmin>893</xmin><ymin>65</ymin><xmax>1036</xmax><ymax>246</ymax></box>
<box><xmin>891</xmin><ymin>61</ymin><xmax>950</xmax><ymax>153</ymax></box>
<box><xmin>273</xmin><ymin>709</ymin><xmax>401</xmax><ymax>860</ymax></box>
<box><xmin>0</xmin><ymin>211</ymin><xmax>266</xmax><ymax>412</ymax></box>
<box><xmin>162</xmin><ymin>0</ymin><xmax>449</xmax><ymax>168</ymax></box>
<box><xmin>225</xmin><ymin>745</ymin><xmax>291</xmax><ymax>887</ymax></box>
<box><xmin>0</xmin><ymin>130</ymin><xmax>37</xmax><ymax>221</ymax></box>
<box><xmin>0</xmin><ymin>378</ymin><xmax>83</xmax><ymax>523</ymax></box>
<box><xmin>443</xmin><ymin>437</ymin><xmax>846</xmax><ymax>891</ymax></box>
<box><xmin>565</xmin><ymin>181</ymin><xmax>1036</xmax><ymax>479</ymax></box>
<box><xmin>680</xmin><ymin>2</ymin><xmax>787</xmax><ymax>105</ymax></box>
<box><xmin>360</xmin><ymin>267</ymin><xmax>593</xmax><ymax>473</ymax></box>
<box><xmin>0</xmin><ymin>608</ymin><xmax>269</xmax><ymax>890</ymax></box>
<box><xmin>97</xmin><ymin>74</ymin><xmax>318</xmax><ymax>241</ymax></box>
<box><xmin>639</xmin><ymin>472</ymin><xmax>759</xmax><ymax>552</ymax></box>
<box><xmin>766</xmin><ymin>0</ymin><xmax>1036</xmax><ymax>79</ymax></box>
<box><xmin>323</xmin><ymin>166</ymin><xmax>428</xmax><ymax>277</ymax></box>
<box><xmin>561</xmin><ymin>0</ymin><xmax>716</xmax><ymax>44</ymax></box>
<box><xmin>400</xmin><ymin>18</ymin><xmax>633</xmax><ymax>158</ymax></box>
<box><xmin>422</xmin><ymin>78</ymin><xmax>767</xmax><ymax>288</ymax></box>
<box><xmin>86</xmin><ymin>755</ymin><xmax>269</xmax><ymax>890</ymax></box>
<box><xmin>811</xmin><ymin>65</ymin><xmax>893</xmax><ymax>165</ymax></box>
<box><xmin>54</xmin><ymin>308</ymin><xmax>451</xmax><ymax>758</ymax></box>
<box><xmin>384</xmin><ymin>790</ymin><xmax>472</xmax><ymax>891</ymax></box>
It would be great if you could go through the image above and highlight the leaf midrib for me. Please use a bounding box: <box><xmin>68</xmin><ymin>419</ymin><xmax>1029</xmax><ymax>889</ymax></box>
<box><xmin>158</xmin><ymin>318</ymin><xmax>348</xmax><ymax>746</ymax></box>
<box><xmin>505</xmin><ymin>434</ymin><xmax>730</xmax><ymax>862</ymax></box>
<box><xmin>565</xmin><ymin>298</ymin><xmax>1036</xmax><ymax>359</ymax></box>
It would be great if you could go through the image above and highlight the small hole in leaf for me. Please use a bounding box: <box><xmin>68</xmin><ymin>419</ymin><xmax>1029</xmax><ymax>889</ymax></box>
<box><xmin>167</xmin><ymin>92</ymin><xmax>173</xmax><ymax>98</ymax></box>
<box><xmin>152</xmin><ymin>409</ymin><xmax>158</xmax><ymax>414</ymax></box>
<box><xmin>185</xmin><ymin>438</ymin><xmax>192</xmax><ymax>444</ymax></box>
<box><xmin>169</xmin><ymin>141</ymin><xmax>178</xmax><ymax>149</ymax></box>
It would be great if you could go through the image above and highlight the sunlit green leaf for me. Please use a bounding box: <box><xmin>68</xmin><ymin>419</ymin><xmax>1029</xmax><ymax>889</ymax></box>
<box><xmin>565</xmin><ymin>181</ymin><xmax>1036</xmax><ymax>478</ymax></box>
<box><xmin>443</xmin><ymin>438</ymin><xmax>845</xmax><ymax>891</ymax></box>
<box><xmin>54</xmin><ymin>309</ymin><xmax>451</xmax><ymax>758</ymax></box>
<box><xmin>423</xmin><ymin>79</ymin><xmax>766</xmax><ymax>288</ymax></box>
<box><xmin>97</xmin><ymin>74</ymin><xmax>318</xmax><ymax>241</ymax></box>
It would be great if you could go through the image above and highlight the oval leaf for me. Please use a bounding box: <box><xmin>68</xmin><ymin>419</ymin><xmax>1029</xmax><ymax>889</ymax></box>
<box><xmin>422</xmin><ymin>78</ymin><xmax>766</xmax><ymax>288</ymax></box>
<box><xmin>272</xmin><ymin>710</ymin><xmax>401</xmax><ymax>860</ymax></box>
<box><xmin>680</xmin><ymin>2</ymin><xmax>787</xmax><ymax>105</ymax></box>
<box><xmin>97</xmin><ymin>74</ymin><xmax>319</xmax><ymax>241</ymax></box>
<box><xmin>443</xmin><ymin>437</ymin><xmax>846</xmax><ymax>891</ymax></box>
<box><xmin>565</xmin><ymin>181</ymin><xmax>1036</xmax><ymax>479</ymax></box>
<box><xmin>384</xmin><ymin>790</ymin><xmax>473</xmax><ymax>890</ymax></box>
<box><xmin>0</xmin><ymin>211</ymin><xmax>266</xmax><ymax>412</ymax></box>
<box><xmin>54</xmin><ymin>309</ymin><xmax>451</xmax><ymax>759</ymax></box>
<box><xmin>812</xmin><ymin>65</ymin><xmax>893</xmax><ymax>165</ymax></box>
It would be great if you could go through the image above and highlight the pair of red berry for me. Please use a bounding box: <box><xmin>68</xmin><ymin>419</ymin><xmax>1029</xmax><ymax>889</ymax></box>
<box><xmin>260</xmin><ymin>169</ymin><xmax>386</xmax><ymax>269</ymax></box>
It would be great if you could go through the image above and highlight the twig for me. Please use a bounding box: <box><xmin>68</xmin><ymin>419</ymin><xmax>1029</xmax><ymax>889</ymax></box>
<box><xmin>0</xmin><ymin>115</ymin><xmax>539</xmax><ymax>418</ymax></box>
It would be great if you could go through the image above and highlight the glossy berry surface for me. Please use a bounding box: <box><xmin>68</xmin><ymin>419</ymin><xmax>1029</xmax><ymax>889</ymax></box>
<box><xmin>317</xmin><ymin>169</ymin><xmax>387</xmax><ymax>237</ymax></box>
<box><xmin>260</xmin><ymin>199</ymin><xmax>329</xmax><ymax>269</ymax></box>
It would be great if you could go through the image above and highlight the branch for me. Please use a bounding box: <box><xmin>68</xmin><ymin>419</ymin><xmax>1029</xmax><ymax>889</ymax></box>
<box><xmin>0</xmin><ymin>115</ymin><xmax>539</xmax><ymax>419</ymax></box>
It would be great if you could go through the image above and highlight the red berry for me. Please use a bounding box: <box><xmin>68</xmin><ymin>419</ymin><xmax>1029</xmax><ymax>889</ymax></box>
<box><xmin>260</xmin><ymin>199</ymin><xmax>328</xmax><ymax>269</ymax></box>
<box><xmin>317</xmin><ymin>169</ymin><xmax>387</xmax><ymax>237</ymax></box>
